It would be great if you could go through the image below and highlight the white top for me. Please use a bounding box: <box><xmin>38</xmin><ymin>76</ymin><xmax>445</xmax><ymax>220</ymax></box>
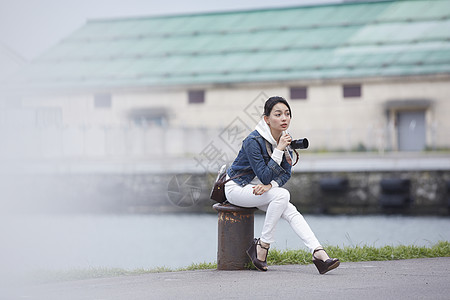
<box><xmin>226</xmin><ymin>119</ymin><xmax>286</xmax><ymax>188</ymax></box>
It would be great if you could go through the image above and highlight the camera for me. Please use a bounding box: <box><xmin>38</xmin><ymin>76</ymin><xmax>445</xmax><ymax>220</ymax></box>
<box><xmin>290</xmin><ymin>138</ymin><xmax>309</xmax><ymax>150</ymax></box>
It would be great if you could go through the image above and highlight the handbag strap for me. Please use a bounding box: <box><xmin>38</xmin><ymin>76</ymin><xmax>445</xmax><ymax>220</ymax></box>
<box><xmin>222</xmin><ymin>169</ymin><xmax>252</xmax><ymax>184</ymax></box>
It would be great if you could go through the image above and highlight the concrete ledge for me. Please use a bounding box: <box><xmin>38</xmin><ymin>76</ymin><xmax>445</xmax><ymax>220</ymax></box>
<box><xmin>1</xmin><ymin>152</ymin><xmax>449</xmax><ymax>175</ymax></box>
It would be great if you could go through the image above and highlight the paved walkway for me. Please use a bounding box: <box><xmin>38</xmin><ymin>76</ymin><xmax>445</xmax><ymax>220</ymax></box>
<box><xmin>5</xmin><ymin>257</ymin><xmax>450</xmax><ymax>300</ymax></box>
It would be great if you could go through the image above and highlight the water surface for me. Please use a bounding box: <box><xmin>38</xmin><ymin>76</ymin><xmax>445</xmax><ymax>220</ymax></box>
<box><xmin>1</xmin><ymin>213</ymin><xmax>448</xmax><ymax>276</ymax></box>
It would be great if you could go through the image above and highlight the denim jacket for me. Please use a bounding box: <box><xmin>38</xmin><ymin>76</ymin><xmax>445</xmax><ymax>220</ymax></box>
<box><xmin>227</xmin><ymin>130</ymin><xmax>292</xmax><ymax>187</ymax></box>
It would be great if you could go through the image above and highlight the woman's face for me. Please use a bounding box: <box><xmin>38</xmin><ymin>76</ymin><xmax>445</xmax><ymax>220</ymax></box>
<box><xmin>265</xmin><ymin>102</ymin><xmax>291</xmax><ymax>133</ymax></box>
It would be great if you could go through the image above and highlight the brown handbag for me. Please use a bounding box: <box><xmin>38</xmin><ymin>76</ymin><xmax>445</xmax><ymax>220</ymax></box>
<box><xmin>210</xmin><ymin>165</ymin><xmax>251</xmax><ymax>203</ymax></box>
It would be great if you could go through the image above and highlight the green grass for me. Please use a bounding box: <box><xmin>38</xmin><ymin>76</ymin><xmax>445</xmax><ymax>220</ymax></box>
<box><xmin>31</xmin><ymin>262</ymin><xmax>218</xmax><ymax>283</ymax></box>
<box><xmin>268</xmin><ymin>241</ymin><xmax>450</xmax><ymax>265</ymax></box>
<box><xmin>32</xmin><ymin>241</ymin><xmax>449</xmax><ymax>283</ymax></box>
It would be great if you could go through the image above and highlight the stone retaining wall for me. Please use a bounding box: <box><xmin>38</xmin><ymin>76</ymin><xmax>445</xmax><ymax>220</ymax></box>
<box><xmin>2</xmin><ymin>170</ymin><xmax>448</xmax><ymax>215</ymax></box>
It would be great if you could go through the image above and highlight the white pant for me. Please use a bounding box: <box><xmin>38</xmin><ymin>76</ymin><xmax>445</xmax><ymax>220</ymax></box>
<box><xmin>225</xmin><ymin>181</ymin><xmax>321</xmax><ymax>252</ymax></box>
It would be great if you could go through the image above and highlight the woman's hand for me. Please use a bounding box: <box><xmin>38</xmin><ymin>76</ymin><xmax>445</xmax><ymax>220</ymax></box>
<box><xmin>253</xmin><ymin>183</ymin><xmax>272</xmax><ymax>196</ymax></box>
<box><xmin>276</xmin><ymin>133</ymin><xmax>292</xmax><ymax>151</ymax></box>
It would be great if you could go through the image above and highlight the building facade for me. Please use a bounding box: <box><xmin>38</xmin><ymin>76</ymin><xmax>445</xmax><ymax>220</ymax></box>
<box><xmin>1</xmin><ymin>0</ymin><xmax>450</xmax><ymax>159</ymax></box>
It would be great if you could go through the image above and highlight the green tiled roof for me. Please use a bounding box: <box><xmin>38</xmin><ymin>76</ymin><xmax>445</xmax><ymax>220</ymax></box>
<box><xmin>9</xmin><ymin>0</ymin><xmax>450</xmax><ymax>90</ymax></box>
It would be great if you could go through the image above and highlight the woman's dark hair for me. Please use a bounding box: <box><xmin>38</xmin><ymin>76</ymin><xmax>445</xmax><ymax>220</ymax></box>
<box><xmin>263</xmin><ymin>96</ymin><xmax>292</xmax><ymax>118</ymax></box>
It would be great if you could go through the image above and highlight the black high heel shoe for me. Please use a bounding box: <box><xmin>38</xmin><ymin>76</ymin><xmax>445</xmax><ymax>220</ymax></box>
<box><xmin>312</xmin><ymin>248</ymin><xmax>340</xmax><ymax>274</ymax></box>
<box><xmin>246</xmin><ymin>238</ymin><xmax>270</xmax><ymax>271</ymax></box>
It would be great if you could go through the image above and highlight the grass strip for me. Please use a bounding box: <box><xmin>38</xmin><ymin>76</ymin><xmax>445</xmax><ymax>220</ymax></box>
<box><xmin>267</xmin><ymin>240</ymin><xmax>450</xmax><ymax>265</ymax></box>
<box><xmin>32</xmin><ymin>241</ymin><xmax>449</xmax><ymax>283</ymax></box>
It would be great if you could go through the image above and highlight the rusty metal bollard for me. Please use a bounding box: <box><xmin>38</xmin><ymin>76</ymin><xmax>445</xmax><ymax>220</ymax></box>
<box><xmin>213</xmin><ymin>203</ymin><xmax>257</xmax><ymax>270</ymax></box>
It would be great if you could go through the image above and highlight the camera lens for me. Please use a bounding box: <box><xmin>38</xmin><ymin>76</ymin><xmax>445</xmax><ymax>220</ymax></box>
<box><xmin>291</xmin><ymin>138</ymin><xmax>309</xmax><ymax>150</ymax></box>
